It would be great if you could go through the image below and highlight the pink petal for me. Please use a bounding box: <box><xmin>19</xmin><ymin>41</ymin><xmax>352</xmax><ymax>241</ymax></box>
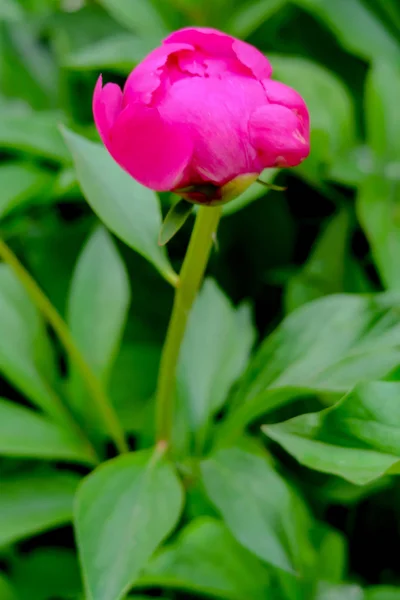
<box><xmin>123</xmin><ymin>42</ymin><xmax>194</xmax><ymax>106</ymax></box>
<box><xmin>232</xmin><ymin>39</ymin><xmax>272</xmax><ymax>80</ymax></box>
<box><xmin>249</xmin><ymin>104</ymin><xmax>310</xmax><ymax>168</ymax></box>
<box><xmin>93</xmin><ymin>76</ymin><xmax>123</xmax><ymax>147</ymax></box>
<box><xmin>109</xmin><ymin>103</ymin><xmax>193</xmax><ymax>191</ymax></box>
<box><xmin>164</xmin><ymin>27</ymin><xmax>272</xmax><ymax>80</ymax></box>
<box><xmin>159</xmin><ymin>75</ymin><xmax>266</xmax><ymax>185</ymax></box>
<box><xmin>263</xmin><ymin>79</ymin><xmax>310</xmax><ymax>130</ymax></box>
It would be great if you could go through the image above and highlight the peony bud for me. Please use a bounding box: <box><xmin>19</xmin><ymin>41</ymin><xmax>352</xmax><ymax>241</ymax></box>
<box><xmin>93</xmin><ymin>27</ymin><xmax>310</xmax><ymax>205</ymax></box>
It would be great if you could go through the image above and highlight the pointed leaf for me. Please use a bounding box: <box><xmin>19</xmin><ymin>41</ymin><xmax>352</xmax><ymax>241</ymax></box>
<box><xmin>61</xmin><ymin>127</ymin><xmax>177</xmax><ymax>285</ymax></box>
<box><xmin>158</xmin><ymin>199</ymin><xmax>193</xmax><ymax>246</ymax></box>
<box><xmin>0</xmin><ymin>264</ymin><xmax>63</xmax><ymax>420</ymax></box>
<box><xmin>75</xmin><ymin>449</ymin><xmax>184</xmax><ymax>600</ymax></box>
<box><xmin>178</xmin><ymin>279</ymin><xmax>255</xmax><ymax>449</ymax></box>
<box><xmin>67</xmin><ymin>226</ymin><xmax>130</xmax><ymax>427</ymax></box>
<box><xmin>0</xmin><ymin>163</ymin><xmax>52</xmax><ymax>220</ymax></box>
<box><xmin>142</xmin><ymin>517</ymin><xmax>272</xmax><ymax>600</ymax></box>
<box><xmin>97</xmin><ymin>0</ymin><xmax>168</xmax><ymax>37</ymax></box>
<box><xmin>264</xmin><ymin>380</ymin><xmax>400</xmax><ymax>485</ymax></box>
<box><xmin>0</xmin><ymin>398</ymin><xmax>94</xmax><ymax>464</ymax></box>
<box><xmin>0</xmin><ymin>471</ymin><xmax>80</xmax><ymax>547</ymax></box>
<box><xmin>220</xmin><ymin>293</ymin><xmax>400</xmax><ymax>443</ymax></box>
<box><xmin>201</xmin><ymin>448</ymin><xmax>316</xmax><ymax>574</ymax></box>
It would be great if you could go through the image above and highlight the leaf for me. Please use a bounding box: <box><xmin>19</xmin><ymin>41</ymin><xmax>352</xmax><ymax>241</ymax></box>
<box><xmin>285</xmin><ymin>209</ymin><xmax>352</xmax><ymax>312</ymax></box>
<box><xmin>0</xmin><ymin>574</ymin><xmax>17</xmax><ymax>600</ymax></box>
<box><xmin>220</xmin><ymin>292</ymin><xmax>400</xmax><ymax>443</ymax></box>
<box><xmin>142</xmin><ymin>517</ymin><xmax>272</xmax><ymax>600</ymax></box>
<box><xmin>0</xmin><ymin>470</ymin><xmax>80</xmax><ymax>547</ymax></box>
<box><xmin>0</xmin><ymin>264</ymin><xmax>64</xmax><ymax>420</ymax></box>
<box><xmin>177</xmin><ymin>279</ymin><xmax>255</xmax><ymax>450</ymax></box>
<box><xmin>12</xmin><ymin>548</ymin><xmax>81</xmax><ymax>600</ymax></box>
<box><xmin>315</xmin><ymin>583</ymin><xmax>364</xmax><ymax>600</ymax></box>
<box><xmin>97</xmin><ymin>0</ymin><xmax>168</xmax><ymax>37</ymax></box>
<box><xmin>222</xmin><ymin>169</ymin><xmax>278</xmax><ymax>217</ymax></box>
<box><xmin>158</xmin><ymin>199</ymin><xmax>193</xmax><ymax>246</ymax></box>
<box><xmin>357</xmin><ymin>175</ymin><xmax>400</xmax><ymax>290</ymax></box>
<box><xmin>61</xmin><ymin>127</ymin><xmax>177</xmax><ymax>285</ymax></box>
<box><xmin>264</xmin><ymin>380</ymin><xmax>400</xmax><ymax>485</ymax></box>
<box><xmin>0</xmin><ymin>0</ymin><xmax>23</xmax><ymax>21</ymax></box>
<box><xmin>0</xmin><ymin>109</ymin><xmax>68</xmax><ymax>162</ymax></box>
<box><xmin>365</xmin><ymin>61</ymin><xmax>400</xmax><ymax>163</ymax></box>
<box><xmin>74</xmin><ymin>449</ymin><xmax>184</xmax><ymax>600</ymax></box>
<box><xmin>226</xmin><ymin>0</ymin><xmax>286</xmax><ymax>38</ymax></box>
<box><xmin>366</xmin><ymin>587</ymin><xmax>400</xmax><ymax>600</ymax></box>
<box><xmin>293</xmin><ymin>0</ymin><xmax>400</xmax><ymax>62</ymax></box>
<box><xmin>110</xmin><ymin>342</ymin><xmax>160</xmax><ymax>434</ymax></box>
<box><xmin>65</xmin><ymin>34</ymin><xmax>155</xmax><ymax>73</ymax></box>
<box><xmin>201</xmin><ymin>448</ymin><xmax>316</xmax><ymax>574</ymax></box>
<box><xmin>0</xmin><ymin>163</ymin><xmax>52</xmax><ymax>220</ymax></box>
<box><xmin>0</xmin><ymin>397</ymin><xmax>94</xmax><ymax>464</ymax></box>
<box><xmin>67</xmin><ymin>226</ymin><xmax>130</xmax><ymax>427</ymax></box>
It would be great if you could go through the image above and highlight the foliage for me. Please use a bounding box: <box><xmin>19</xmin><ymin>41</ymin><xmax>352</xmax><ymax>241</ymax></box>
<box><xmin>1</xmin><ymin>0</ymin><xmax>400</xmax><ymax>599</ymax></box>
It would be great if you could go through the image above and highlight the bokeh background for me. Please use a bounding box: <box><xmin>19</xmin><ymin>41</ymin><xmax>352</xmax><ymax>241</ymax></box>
<box><xmin>2</xmin><ymin>0</ymin><xmax>400</xmax><ymax>599</ymax></box>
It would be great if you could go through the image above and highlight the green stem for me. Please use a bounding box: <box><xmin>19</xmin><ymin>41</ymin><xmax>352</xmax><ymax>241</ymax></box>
<box><xmin>156</xmin><ymin>205</ymin><xmax>222</xmax><ymax>445</ymax></box>
<box><xmin>0</xmin><ymin>238</ymin><xmax>128</xmax><ymax>454</ymax></box>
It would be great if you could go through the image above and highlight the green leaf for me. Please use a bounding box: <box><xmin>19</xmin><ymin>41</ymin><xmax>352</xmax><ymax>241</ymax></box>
<box><xmin>61</xmin><ymin>127</ymin><xmax>177</xmax><ymax>285</ymax></box>
<box><xmin>0</xmin><ymin>0</ymin><xmax>23</xmax><ymax>21</ymax></box>
<box><xmin>285</xmin><ymin>209</ymin><xmax>352</xmax><ymax>312</ymax></box>
<box><xmin>67</xmin><ymin>226</ymin><xmax>130</xmax><ymax>427</ymax></box>
<box><xmin>201</xmin><ymin>448</ymin><xmax>316</xmax><ymax>574</ymax></box>
<box><xmin>12</xmin><ymin>548</ymin><xmax>81</xmax><ymax>600</ymax></box>
<box><xmin>64</xmin><ymin>34</ymin><xmax>155</xmax><ymax>73</ymax></box>
<box><xmin>0</xmin><ymin>470</ymin><xmax>80</xmax><ymax>547</ymax></box>
<box><xmin>110</xmin><ymin>342</ymin><xmax>160</xmax><ymax>434</ymax></box>
<box><xmin>178</xmin><ymin>279</ymin><xmax>255</xmax><ymax>450</ymax></box>
<box><xmin>0</xmin><ymin>109</ymin><xmax>68</xmax><ymax>162</ymax></box>
<box><xmin>75</xmin><ymin>449</ymin><xmax>184</xmax><ymax>600</ymax></box>
<box><xmin>0</xmin><ymin>163</ymin><xmax>52</xmax><ymax>220</ymax></box>
<box><xmin>315</xmin><ymin>583</ymin><xmax>364</xmax><ymax>600</ymax></box>
<box><xmin>97</xmin><ymin>0</ymin><xmax>168</xmax><ymax>37</ymax></box>
<box><xmin>226</xmin><ymin>0</ymin><xmax>286</xmax><ymax>38</ymax></box>
<box><xmin>366</xmin><ymin>587</ymin><xmax>400</xmax><ymax>600</ymax></box>
<box><xmin>270</xmin><ymin>55</ymin><xmax>356</xmax><ymax>169</ymax></box>
<box><xmin>264</xmin><ymin>380</ymin><xmax>400</xmax><ymax>485</ymax></box>
<box><xmin>357</xmin><ymin>175</ymin><xmax>400</xmax><ymax>290</ymax></box>
<box><xmin>159</xmin><ymin>199</ymin><xmax>193</xmax><ymax>246</ymax></box>
<box><xmin>293</xmin><ymin>0</ymin><xmax>400</xmax><ymax>62</ymax></box>
<box><xmin>0</xmin><ymin>264</ymin><xmax>63</xmax><ymax>419</ymax></box>
<box><xmin>365</xmin><ymin>61</ymin><xmax>400</xmax><ymax>162</ymax></box>
<box><xmin>0</xmin><ymin>573</ymin><xmax>17</xmax><ymax>600</ymax></box>
<box><xmin>0</xmin><ymin>397</ymin><xmax>94</xmax><ymax>464</ymax></box>
<box><xmin>220</xmin><ymin>293</ymin><xmax>400</xmax><ymax>443</ymax></box>
<box><xmin>142</xmin><ymin>517</ymin><xmax>272</xmax><ymax>600</ymax></box>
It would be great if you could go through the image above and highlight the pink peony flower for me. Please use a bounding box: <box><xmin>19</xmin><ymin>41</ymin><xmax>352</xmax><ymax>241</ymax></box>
<box><xmin>93</xmin><ymin>27</ymin><xmax>310</xmax><ymax>205</ymax></box>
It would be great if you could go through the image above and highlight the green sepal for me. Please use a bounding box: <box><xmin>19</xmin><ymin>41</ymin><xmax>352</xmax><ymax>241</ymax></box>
<box><xmin>158</xmin><ymin>199</ymin><xmax>194</xmax><ymax>246</ymax></box>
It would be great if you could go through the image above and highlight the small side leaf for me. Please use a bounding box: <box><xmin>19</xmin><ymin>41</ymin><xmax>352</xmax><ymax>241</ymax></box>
<box><xmin>61</xmin><ymin>127</ymin><xmax>177</xmax><ymax>285</ymax></box>
<box><xmin>158</xmin><ymin>199</ymin><xmax>193</xmax><ymax>246</ymax></box>
<box><xmin>264</xmin><ymin>380</ymin><xmax>400</xmax><ymax>485</ymax></box>
<box><xmin>0</xmin><ymin>398</ymin><xmax>95</xmax><ymax>464</ymax></box>
<box><xmin>74</xmin><ymin>449</ymin><xmax>184</xmax><ymax>600</ymax></box>
<box><xmin>201</xmin><ymin>448</ymin><xmax>316</xmax><ymax>574</ymax></box>
<box><xmin>0</xmin><ymin>470</ymin><xmax>80</xmax><ymax>547</ymax></box>
<box><xmin>142</xmin><ymin>517</ymin><xmax>272</xmax><ymax>600</ymax></box>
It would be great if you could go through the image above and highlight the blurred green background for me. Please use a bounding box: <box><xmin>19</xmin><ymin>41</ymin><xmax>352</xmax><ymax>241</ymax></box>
<box><xmin>2</xmin><ymin>0</ymin><xmax>400</xmax><ymax>599</ymax></box>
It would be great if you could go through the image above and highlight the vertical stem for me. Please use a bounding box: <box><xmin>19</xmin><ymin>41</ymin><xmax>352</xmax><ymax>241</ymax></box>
<box><xmin>156</xmin><ymin>205</ymin><xmax>222</xmax><ymax>445</ymax></box>
<box><xmin>0</xmin><ymin>238</ymin><xmax>128</xmax><ymax>454</ymax></box>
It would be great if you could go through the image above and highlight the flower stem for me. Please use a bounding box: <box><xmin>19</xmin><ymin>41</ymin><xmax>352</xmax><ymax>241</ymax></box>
<box><xmin>0</xmin><ymin>237</ymin><xmax>128</xmax><ymax>454</ymax></box>
<box><xmin>156</xmin><ymin>205</ymin><xmax>222</xmax><ymax>445</ymax></box>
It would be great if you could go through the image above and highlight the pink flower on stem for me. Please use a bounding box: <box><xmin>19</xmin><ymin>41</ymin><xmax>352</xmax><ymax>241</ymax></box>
<box><xmin>93</xmin><ymin>27</ymin><xmax>310</xmax><ymax>205</ymax></box>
